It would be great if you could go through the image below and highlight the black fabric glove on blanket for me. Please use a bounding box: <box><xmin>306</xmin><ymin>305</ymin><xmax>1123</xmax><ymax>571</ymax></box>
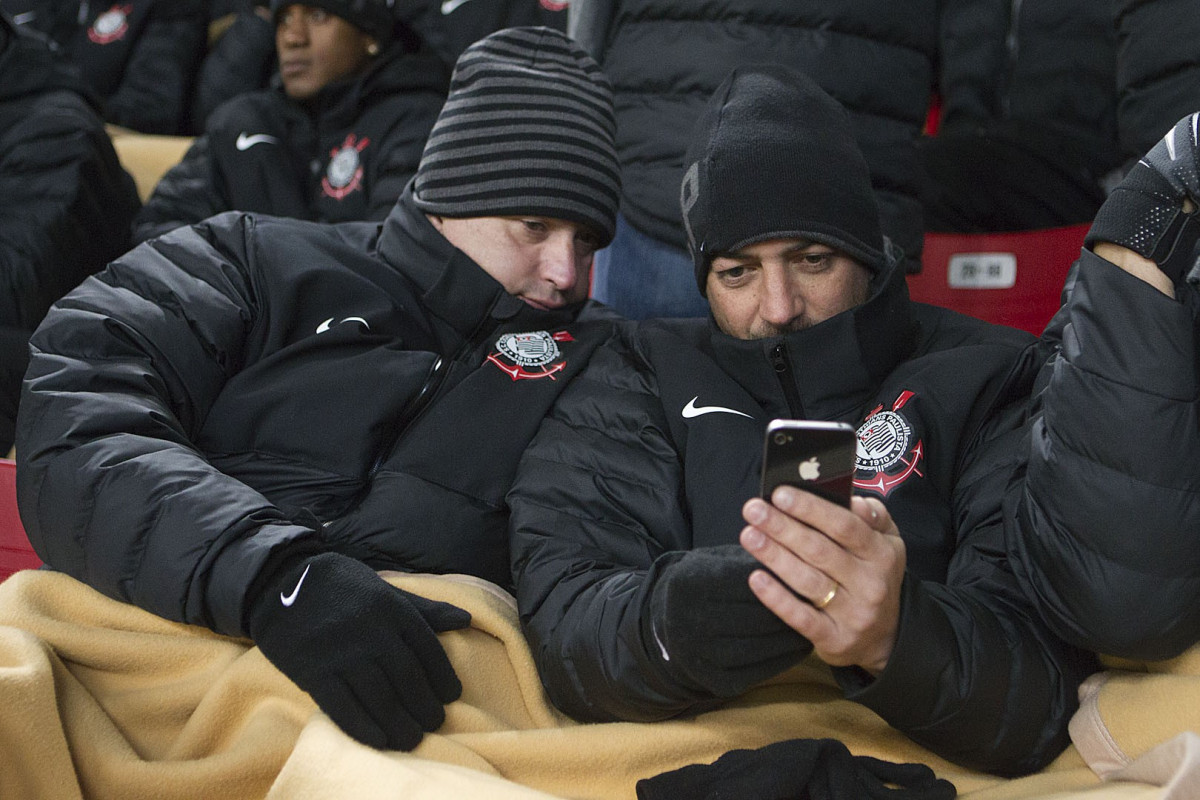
<box><xmin>249</xmin><ymin>551</ymin><xmax>471</xmax><ymax>751</ymax></box>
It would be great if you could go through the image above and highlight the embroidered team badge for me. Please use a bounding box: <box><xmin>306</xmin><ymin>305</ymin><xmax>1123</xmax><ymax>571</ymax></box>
<box><xmin>88</xmin><ymin>5</ymin><xmax>131</xmax><ymax>44</ymax></box>
<box><xmin>853</xmin><ymin>390</ymin><xmax>925</xmax><ymax>497</ymax></box>
<box><xmin>486</xmin><ymin>330</ymin><xmax>573</xmax><ymax>381</ymax></box>
<box><xmin>321</xmin><ymin>133</ymin><xmax>370</xmax><ymax>200</ymax></box>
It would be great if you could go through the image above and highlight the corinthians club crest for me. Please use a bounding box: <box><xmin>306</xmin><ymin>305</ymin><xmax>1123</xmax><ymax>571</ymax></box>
<box><xmin>853</xmin><ymin>390</ymin><xmax>925</xmax><ymax>497</ymax></box>
<box><xmin>322</xmin><ymin>133</ymin><xmax>370</xmax><ymax>200</ymax></box>
<box><xmin>486</xmin><ymin>330</ymin><xmax>572</xmax><ymax>381</ymax></box>
<box><xmin>88</xmin><ymin>5</ymin><xmax>132</xmax><ymax>44</ymax></box>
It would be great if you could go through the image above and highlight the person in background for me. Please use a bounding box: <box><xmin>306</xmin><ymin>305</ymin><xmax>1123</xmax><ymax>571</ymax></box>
<box><xmin>18</xmin><ymin>26</ymin><xmax>620</xmax><ymax>753</ymax></box>
<box><xmin>0</xmin><ymin>10</ymin><xmax>139</xmax><ymax>455</ymax></box>
<box><xmin>919</xmin><ymin>0</ymin><xmax>1124</xmax><ymax>233</ymax></box>
<box><xmin>132</xmin><ymin>0</ymin><xmax>449</xmax><ymax>244</ymax></box>
<box><xmin>569</xmin><ymin>0</ymin><xmax>936</xmax><ymax>319</ymax></box>
<box><xmin>191</xmin><ymin>0</ymin><xmax>569</xmax><ymax>134</ymax></box>
<box><xmin>508</xmin><ymin>64</ymin><xmax>1093</xmax><ymax>776</ymax></box>
<box><xmin>5</xmin><ymin>0</ymin><xmax>206</xmax><ymax>135</ymax></box>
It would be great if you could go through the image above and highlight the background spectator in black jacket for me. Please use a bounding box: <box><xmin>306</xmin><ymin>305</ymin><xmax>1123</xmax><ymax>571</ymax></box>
<box><xmin>570</xmin><ymin>0</ymin><xmax>937</xmax><ymax>319</ymax></box>
<box><xmin>0</xmin><ymin>10</ymin><xmax>139</xmax><ymax>455</ymax></box>
<box><xmin>6</xmin><ymin>0</ymin><xmax>207</xmax><ymax>135</ymax></box>
<box><xmin>19</xmin><ymin>26</ymin><xmax>620</xmax><ymax>755</ymax></box>
<box><xmin>191</xmin><ymin>0</ymin><xmax>276</xmax><ymax>131</ymax></box>
<box><xmin>920</xmin><ymin>0</ymin><xmax>1124</xmax><ymax>233</ymax></box>
<box><xmin>191</xmin><ymin>0</ymin><xmax>568</xmax><ymax>133</ymax></box>
<box><xmin>509</xmin><ymin>65</ymin><xmax>1093</xmax><ymax>777</ymax></box>
<box><xmin>132</xmin><ymin>0</ymin><xmax>450</xmax><ymax>244</ymax></box>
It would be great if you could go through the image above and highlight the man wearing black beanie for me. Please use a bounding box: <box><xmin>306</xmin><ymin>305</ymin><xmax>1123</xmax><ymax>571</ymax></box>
<box><xmin>509</xmin><ymin>64</ymin><xmax>1097</xmax><ymax>778</ymax></box>
<box><xmin>18</xmin><ymin>26</ymin><xmax>620</xmax><ymax>754</ymax></box>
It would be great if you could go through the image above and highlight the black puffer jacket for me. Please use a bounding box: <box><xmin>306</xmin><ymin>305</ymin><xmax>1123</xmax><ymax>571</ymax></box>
<box><xmin>133</xmin><ymin>40</ymin><xmax>448</xmax><ymax>243</ymax></box>
<box><xmin>936</xmin><ymin>0</ymin><xmax>1123</xmax><ymax>180</ymax></box>
<box><xmin>571</xmin><ymin>0</ymin><xmax>936</xmax><ymax>262</ymax></box>
<box><xmin>17</xmin><ymin>188</ymin><xmax>618</xmax><ymax>639</ymax></box>
<box><xmin>6</xmin><ymin>0</ymin><xmax>206</xmax><ymax>134</ymax></box>
<box><xmin>0</xmin><ymin>13</ymin><xmax>139</xmax><ymax>330</ymax></box>
<box><xmin>509</xmin><ymin>257</ymin><xmax>1095</xmax><ymax>775</ymax></box>
<box><xmin>1113</xmin><ymin>0</ymin><xmax>1200</xmax><ymax>157</ymax></box>
<box><xmin>1007</xmin><ymin>250</ymin><xmax>1200</xmax><ymax>660</ymax></box>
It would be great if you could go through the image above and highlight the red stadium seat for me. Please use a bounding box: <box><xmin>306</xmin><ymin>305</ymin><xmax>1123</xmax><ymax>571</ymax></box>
<box><xmin>0</xmin><ymin>458</ymin><xmax>39</xmax><ymax>582</ymax></box>
<box><xmin>908</xmin><ymin>224</ymin><xmax>1089</xmax><ymax>335</ymax></box>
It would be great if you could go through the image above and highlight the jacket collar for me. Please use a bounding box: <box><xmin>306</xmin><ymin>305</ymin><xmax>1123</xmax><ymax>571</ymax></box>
<box><xmin>376</xmin><ymin>186</ymin><xmax>585</xmax><ymax>338</ymax></box>
<box><xmin>708</xmin><ymin>256</ymin><xmax>917</xmax><ymax>421</ymax></box>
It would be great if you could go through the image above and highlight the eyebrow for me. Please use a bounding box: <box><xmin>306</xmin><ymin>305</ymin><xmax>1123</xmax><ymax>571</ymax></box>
<box><xmin>716</xmin><ymin>239</ymin><xmax>827</xmax><ymax>261</ymax></box>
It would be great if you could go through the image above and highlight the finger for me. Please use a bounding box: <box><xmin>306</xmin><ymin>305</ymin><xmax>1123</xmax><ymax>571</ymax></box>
<box><xmin>411</xmin><ymin>596</ymin><xmax>472</xmax><ymax>632</ymax></box>
<box><xmin>852</xmin><ymin>496</ymin><xmax>898</xmax><ymax>535</ymax></box>
<box><xmin>374</xmin><ymin>645</ymin><xmax>449</xmax><ymax>738</ymax></box>
<box><xmin>741</xmin><ymin>523</ymin><xmax>841</xmax><ymax>605</ymax></box>
<box><xmin>747</xmin><ymin>568</ymin><xmax>834</xmax><ymax>641</ymax></box>
<box><xmin>743</xmin><ymin>494</ymin><xmax>858</xmax><ymax>581</ymax></box>
<box><xmin>309</xmin><ymin>673</ymin><xmax>392</xmax><ymax>750</ymax></box>
<box><xmin>397</xmin><ymin>616</ymin><xmax>464</xmax><ymax>704</ymax></box>
<box><xmin>768</xmin><ymin>486</ymin><xmax>878</xmax><ymax>555</ymax></box>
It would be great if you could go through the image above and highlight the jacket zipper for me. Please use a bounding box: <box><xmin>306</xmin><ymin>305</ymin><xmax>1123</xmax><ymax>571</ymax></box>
<box><xmin>333</xmin><ymin>313</ymin><xmax>502</xmax><ymax>518</ymax></box>
<box><xmin>770</xmin><ymin>342</ymin><xmax>807</xmax><ymax>419</ymax></box>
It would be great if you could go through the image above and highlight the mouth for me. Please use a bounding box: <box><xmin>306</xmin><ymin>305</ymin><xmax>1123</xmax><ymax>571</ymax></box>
<box><xmin>521</xmin><ymin>296</ymin><xmax>564</xmax><ymax>311</ymax></box>
<box><xmin>279</xmin><ymin>60</ymin><xmax>309</xmax><ymax>78</ymax></box>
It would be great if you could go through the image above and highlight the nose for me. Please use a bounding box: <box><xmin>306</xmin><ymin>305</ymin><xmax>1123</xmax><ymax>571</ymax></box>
<box><xmin>542</xmin><ymin>234</ymin><xmax>583</xmax><ymax>293</ymax></box>
<box><xmin>277</xmin><ymin>12</ymin><xmax>306</xmax><ymax>45</ymax></box>
<box><xmin>759</xmin><ymin>264</ymin><xmax>803</xmax><ymax>328</ymax></box>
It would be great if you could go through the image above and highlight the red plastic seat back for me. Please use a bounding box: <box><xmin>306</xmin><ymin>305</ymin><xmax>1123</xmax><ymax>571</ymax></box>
<box><xmin>0</xmin><ymin>458</ymin><xmax>40</xmax><ymax>582</ymax></box>
<box><xmin>907</xmin><ymin>224</ymin><xmax>1089</xmax><ymax>335</ymax></box>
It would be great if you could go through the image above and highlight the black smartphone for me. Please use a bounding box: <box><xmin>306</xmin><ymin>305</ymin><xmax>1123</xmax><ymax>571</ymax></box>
<box><xmin>759</xmin><ymin>419</ymin><xmax>857</xmax><ymax>507</ymax></box>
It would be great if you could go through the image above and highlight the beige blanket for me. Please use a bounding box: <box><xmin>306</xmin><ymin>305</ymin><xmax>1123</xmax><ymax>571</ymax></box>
<box><xmin>0</xmin><ymin>569</ymin><xmax>1190</xmax><ymax>800</ymax></box>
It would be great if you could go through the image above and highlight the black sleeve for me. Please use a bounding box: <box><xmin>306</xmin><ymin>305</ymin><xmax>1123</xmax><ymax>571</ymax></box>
<box><xmin>838</xmin><ymin>389</ymin><xmax>1097</xmax><ymax>776</ymax></box>
<box><xmin>16</xmin><ymin>213</ymin><xmax>319</xmax><ymax>637</ymax></box>
<box><xmin>132</xmin><ymin>135</ymin><xmax>226</xmax><ymax>244</ymax></box>
<box><xmin>0</xmin><ymin>91</ymin><xmax>140</xmax><ymax>329</ymax></box>
<box><xmin>1008</xmin><ymin>249</ymin><xmax>1200</xmax><ymax>659</ymax></box>
<box><xmin>509</xmin><ymin>330</ymin><xmax>716</xmax><ymax>723</ymax></box>
<box><xmin>104</xmin><ymin>0</ymin><xmax>207</xmax><ymax>134</ymax></box>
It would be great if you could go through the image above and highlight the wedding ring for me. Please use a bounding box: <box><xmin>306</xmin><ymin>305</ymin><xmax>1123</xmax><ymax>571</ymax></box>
<box><xmin>814</xmin><ymin>583</ymin><xmax>839</xmax><ymax>610</ymax></box>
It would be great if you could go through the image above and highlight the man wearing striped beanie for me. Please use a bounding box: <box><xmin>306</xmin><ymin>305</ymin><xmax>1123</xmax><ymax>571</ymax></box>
<box><xmin>18</xmin><ymin>26</ymin><xmax>621</xmax><ymax>755</ymax></box>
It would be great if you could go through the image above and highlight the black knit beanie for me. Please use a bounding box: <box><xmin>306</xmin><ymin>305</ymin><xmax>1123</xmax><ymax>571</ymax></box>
<box><xmin>682</xmin><ymin>65</ymin><xmax>885</xmax><ymax>294</ymax></box>
<box><xmin>270</xmin><ymin>0</ymin><xmax>397</xmax><ymax>44</ymax></box>
<box><xmin>412</xmin><ymin>27</ymin><xmax>621</xmax><ymax>246</ymax></box>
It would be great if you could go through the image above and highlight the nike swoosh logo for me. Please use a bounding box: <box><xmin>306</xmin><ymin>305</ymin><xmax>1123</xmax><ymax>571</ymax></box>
<box><xmin>236</xmin><ymin>132</ymin><xmax>280</xmax><ymax>151</ymax></box>
<box><xmin>440</xmin><ymin>0</ymin><xmax>474</xmax><ymax>14</ymax></box>
<box><xmin>652</xmin><ymin>623</ymin><xmax>670</xmax><ymax>662</ymax></box>
<box><xmin>681</xmin><ymin>396</ymin><xmax>752</xmax><ymax>419</ymax></box>
<box><xmin>316</xmin><ymin>317</ymin><xmax>370</xmax><ymax>334</ymax></box>
<box><xmin>280</xmin><ymin>564</ymin><xmax>311</xmax><ymax>607</ymax></box>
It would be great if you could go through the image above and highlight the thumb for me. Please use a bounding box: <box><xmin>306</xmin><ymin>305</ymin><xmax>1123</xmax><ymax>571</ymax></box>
<box><xmin>406</xmin><ymin>592</ymin><xmax>472</xmax><ymax>632</ymax></box>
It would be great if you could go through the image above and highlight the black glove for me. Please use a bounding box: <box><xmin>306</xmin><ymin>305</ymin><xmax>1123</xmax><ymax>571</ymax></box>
<box><xmin>644</xmin><ymin>545</ymin><xmax>812</xmax><ymax>699</ymax></box>
<box><xmin>1087</xmin><ymin>112</ymin><xmax>1200</xmax><ymax>283</ymax></box>
<box><xmin>248</xmin><ymin>552</ymin><xmax>471</xmax><ymax>751</ymax></box>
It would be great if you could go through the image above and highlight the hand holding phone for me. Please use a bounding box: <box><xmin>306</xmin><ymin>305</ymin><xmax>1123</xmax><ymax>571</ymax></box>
<box><xmin>759</xmin><ymin>419</ymin><xmax>856</xmax><ymax>507</ymax></box>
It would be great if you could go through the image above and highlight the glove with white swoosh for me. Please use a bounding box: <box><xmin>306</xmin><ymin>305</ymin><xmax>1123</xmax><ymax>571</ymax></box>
<box><xmin>643</xmin><ymin>545</ymin><xmax>812</xmax><ymax>699</ymax></box>
<box><xmin>248</xmin><ymin>552</ymin><xmax>471</xmax><ymax>750</ymax></box>
<box><xmin>1086</xmin><ymin>112</ymin><xmax>1200</xmax><ymax>282</ymax></box>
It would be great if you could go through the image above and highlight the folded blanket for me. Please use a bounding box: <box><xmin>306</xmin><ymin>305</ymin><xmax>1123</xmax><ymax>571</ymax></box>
<box><xmin>0</xmin><ymin>568</ymin><xmax>1181</xmax><ymax>800</ymax></box>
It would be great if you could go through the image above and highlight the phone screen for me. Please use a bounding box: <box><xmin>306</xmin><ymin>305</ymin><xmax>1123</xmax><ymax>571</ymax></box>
<box><xmin>759</xmin><ymin>420</ymin><xmax>856</xmax><ymax>507</ymax></box>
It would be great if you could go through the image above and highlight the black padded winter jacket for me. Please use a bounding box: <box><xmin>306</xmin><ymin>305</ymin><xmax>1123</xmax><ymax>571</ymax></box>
<box><xmin>509</xmin><ymin>257</ymin><xmax>1095</xmax><ymax>776</ymax></box>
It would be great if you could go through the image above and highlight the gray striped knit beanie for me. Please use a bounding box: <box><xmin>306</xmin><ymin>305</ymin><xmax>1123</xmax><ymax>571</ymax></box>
<box><xmin>412</xmin><ymin>27</ymin><xmax>620</xmax><ymax>246</ymax></box>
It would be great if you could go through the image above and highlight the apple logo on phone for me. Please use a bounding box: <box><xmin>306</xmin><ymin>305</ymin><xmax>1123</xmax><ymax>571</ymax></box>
<box><xmin>798</xmin><ymin>456</ymin><xmax>821</xmax><ymax>481</ymax></box>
